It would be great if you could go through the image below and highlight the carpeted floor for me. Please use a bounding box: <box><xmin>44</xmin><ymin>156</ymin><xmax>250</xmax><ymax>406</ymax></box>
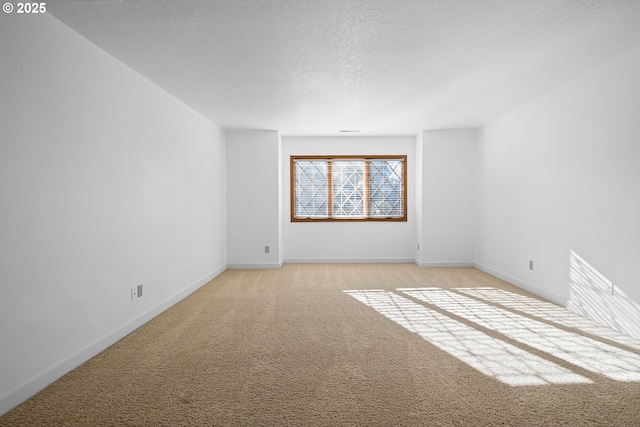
<box><xmin>1</xmin><ymin>264</ymin><xmax>639</xmax><ymax>426</ymax></box>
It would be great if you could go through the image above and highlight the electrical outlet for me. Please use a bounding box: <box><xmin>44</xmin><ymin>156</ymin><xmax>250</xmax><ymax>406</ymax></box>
<box><xmin>131</xmin><ymin>286</ymin><xmax>138</xmax><ymax>301</ymax></box>
<box><xmin>137</xmin><ymin>284</ymin><xmax>143</xmax><ymax>298</ymax></box>
<box><xmin>265</xmin><ymin>245</ymin><xmax>270</xmax><ymax>253</ymax></box>
<box><xmin>529</xmin><ymin>260</ymin><xmax>534</xmax><ymax>271</ymax></box>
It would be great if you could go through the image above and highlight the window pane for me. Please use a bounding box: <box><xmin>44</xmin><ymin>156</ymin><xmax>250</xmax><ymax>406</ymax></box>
<box><xmin>332</xmin><ymin>160</ymin><xmax>365</xmax><ymax>217</ymax></box>
<box><xmin>369</xmin><ymin>160</ymin><xmax>403</xmax><ymax>217</ymax></box>
<box><xmin>294</xmin><ymin>160</ymin><xmax>328</xmax><ymax>217</ymax></box>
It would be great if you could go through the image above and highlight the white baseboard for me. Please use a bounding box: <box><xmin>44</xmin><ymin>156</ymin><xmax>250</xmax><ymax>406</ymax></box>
<box><xmin>414</xmin><ymin>260</ymin><xmax>475</xmax><ymax>268</ymax></box>
<box><xmin>473</xmin><ymin>262</ymin><xmax>567</xmax><ymax>306</ymax></box>
<box><xmin>227</xmin><ymin>261</ymin><xmax>284</xmax><ymax>269</ymax></box>
<box><xmin>0</xmin><ymin>264</ymin><xmax>227</xmax><ymax>417</ymax></box>
<box><xmin>282</xmin><ymin>258</ymin><xmax>414</xmax><ymax>264</ymax></box>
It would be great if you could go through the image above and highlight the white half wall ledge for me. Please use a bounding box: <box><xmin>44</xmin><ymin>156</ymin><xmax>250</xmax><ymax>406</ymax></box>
<box><xmin>0</xmin><ymin>264</ymin><xmax>227</xmax><ymax>417</ymax></box>
<box><xmin>473</xmin><ymin>262</ymin><xmax>568</xmax><ymax>307</ymax></box>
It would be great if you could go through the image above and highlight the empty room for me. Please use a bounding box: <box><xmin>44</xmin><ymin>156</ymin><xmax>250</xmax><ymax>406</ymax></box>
<box><xmin>1</xmin><ymin>1</ymin><xmax>640</xmax><ymax>425</ymax></box>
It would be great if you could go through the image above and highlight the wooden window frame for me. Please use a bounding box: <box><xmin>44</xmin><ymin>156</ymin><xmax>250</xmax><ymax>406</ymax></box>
<box><xmin>291</xmin><ymin>155</ymin><xmax>407</xmax><ymax>222</ymax></box>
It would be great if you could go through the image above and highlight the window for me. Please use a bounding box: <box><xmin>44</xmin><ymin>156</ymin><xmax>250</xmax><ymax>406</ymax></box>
<box><xmin>291</xmin><ymin>155</ymin><xmax>407</xmax><ymax>221</ymax></box>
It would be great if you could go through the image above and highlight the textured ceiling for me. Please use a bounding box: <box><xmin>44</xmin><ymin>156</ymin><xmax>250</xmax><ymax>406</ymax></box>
<box><xmin>48</xmin><ymin>0</ymin><xmax>640</xmax><ymax>135</ymax></box>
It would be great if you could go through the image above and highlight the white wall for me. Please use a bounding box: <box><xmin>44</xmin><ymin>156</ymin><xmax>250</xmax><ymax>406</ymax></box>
<box><xmin>414</xmin><ymin>132</ymin><xmax>424</xmax><ymax>262</ymax></box>
<box><xmin>0</xmin><ymin>14</ymin><xmax>227</xmax><ymax>414</ymax></box>
<box><xmin>226</xmin><ymin>130</ymin><xmax>282</xmax><ymax>268</ymax></box>
<box><xmin>475</xmin><ymin>45</ymin><xmax>640</xmax><ymax>338</ymax></box>
<box><xmin>418</xmin><ymin>130</ymin><xmax>476</xmax><ymax>266</ymax></box>
<box><xmin>282</xmin><ymin>136</ymin><xmax>416</xmax><ymax>262</ymax></box>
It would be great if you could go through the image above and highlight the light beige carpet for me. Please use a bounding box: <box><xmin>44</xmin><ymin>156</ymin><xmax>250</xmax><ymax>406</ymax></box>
<box><xmin>2</xmin><ymin>264</ymin><xmax>639</xmax><ymax>426</ymax></box>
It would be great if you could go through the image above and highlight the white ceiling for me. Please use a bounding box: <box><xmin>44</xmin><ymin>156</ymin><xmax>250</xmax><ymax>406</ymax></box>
<box><xmin>49</xmin><ymin>0</ymin><xmax>640</xmax><ymax>136</ymax></box>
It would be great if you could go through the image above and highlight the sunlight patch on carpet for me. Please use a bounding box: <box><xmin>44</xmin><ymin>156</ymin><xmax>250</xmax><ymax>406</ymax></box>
<box><xmin>344</xmin><ymin>290</ymin><xmax>591</xmax><ymax>386</ymax></box>
<box><xmin>458</xmin><ymin>287</ymin><xmax>640</xmax><ymax>351</ymax></box>
<box><xmin>401</xmin><ymin>288</ymin><xmax>640</xmax><ymax>382</ymax></box>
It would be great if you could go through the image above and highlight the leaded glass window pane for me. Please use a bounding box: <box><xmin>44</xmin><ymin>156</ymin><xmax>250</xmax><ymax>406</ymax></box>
<box><xmin>294</xmin><ymin>160</ymin><xmax>328</xmax><ymax>217</ymax></box>
<box><xmin>369</xmin><ymin>159</ymin><xmax>404</xmax><ymax>217</ymax></box>
<box><xmin>332</xmin><ymin>161</ymin><xmax>365</xmax><ymax>217</ymax></box>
